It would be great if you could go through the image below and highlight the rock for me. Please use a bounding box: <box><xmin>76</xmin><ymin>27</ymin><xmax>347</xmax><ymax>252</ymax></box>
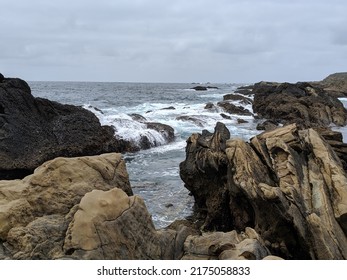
<box><xmin>176</xmin><ymin>116</ymin><xmax>205</xmax><ymax>127</ymax></box>
<box><xmin>0</xmin><ymin>73</ymin><xmax>4</xmax><ymax>83</ymax></box>
<box><xmin>237</xmin><ymin>118</ymin><xmax>249</xmax><ymax>124</ymax></box>
<box><xmin>256</xmin><ymin>120</ymin><xmax>278</xmax><ymax>131</ymax></box>
<box><xmin>0</xmin><ymin>153</ymin><xmax>134</xmax><ymax>259</ymax></box>
<box><xmin>0</xmin><ymin>77</ymin><xmax>122</xmax><ymax>180</ymax></box>
<box><xmin>234</xmin><ymin>85</ymin><xmax>254</xmax><ymax>95</ymax></box>
<box><xmin>204</xmin><ymin>102</ymin><xmax>215</xmax><ymax>110</ymax></box>
<box><xmin>146</xmin><ymin>122</ymin><xmax>175</xmax><ymax>143</ymax></box>
<box><xmin>223</xmin><ymin>94</ymin><xmax>253</xmax><ymax>105</ymax></box>
<box><xmin>182</xmin><ymin>227</ymin><xmax>270</xmax><ymax>260</ymax></box>
<box><xmin>63</xmin><ymin>188</ymin><xmax>178</xmax><ymax>259</ymax></box>
<box><xmin>180</xmin><ymin>123</ymin><xmax>347</xmax><ymax>259</ymax></box>
<box><xmin>217</xmin><ymin>101</ymin><xmax>253</xmax><ymax>116</ymax></box>
<box><xmin>191</xmin><ymin>86</ymin><xmax>219</xmax><ymax>91</ymax></box>
<box><xmin>129</xmin><ymin>113</ymin><xmax>147</xmax><ymax>122</ymax></box>
<box><xmin>220</xmin><ymin>113</ymin><xmax>231</xmax><ymax>120</ymax></box>
<box><xmin>252</xmin><ymin>81</ymin><xmax>347</xmax><ymax>127</ymax></box>
<box><xmin>160</xmin><ymin>106</ymin><xmax>176</xmax><ymax>110</ymax></box>
<box><xmin>318</xmin><ymin>72</ymin><xmax>347</xmax><ymax>97</ymax></box>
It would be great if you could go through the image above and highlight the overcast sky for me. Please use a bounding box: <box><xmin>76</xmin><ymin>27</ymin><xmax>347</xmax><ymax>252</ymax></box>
<box><xmin>0</xmin><ymin>0</ymin><xmax>346</xmax><ymax>83</ymax></box>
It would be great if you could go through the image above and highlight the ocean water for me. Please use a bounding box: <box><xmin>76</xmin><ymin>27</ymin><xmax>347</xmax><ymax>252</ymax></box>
<box><xmin>26</xmin><ymin>81</ymin><xmax>286</xmax><ymax>228</ymax></box>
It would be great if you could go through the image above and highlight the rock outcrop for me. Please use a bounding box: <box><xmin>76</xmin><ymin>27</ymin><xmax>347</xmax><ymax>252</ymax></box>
<box><xmin>252</xmin><ymin>81</ymin><xmax>347</xmax><ymax>127</ymax></box>
<box><xmin>0</xmin><ymin>77</ymin><xmax>122</xmax><ymax>180</ymax></box>
<box><xmin>318</xmin><ymin>72</ymin><xmax>347</xmax><ymax>98</ymax></box>
<box><xmin>0</xmin><ymin>152</ymin><xmax>278</xmax><ymax>260</ymax></box>
<box><xmin>180</xmin><ymin>122</ymin><xmax>347</xmax><ymax>259</ymax></box>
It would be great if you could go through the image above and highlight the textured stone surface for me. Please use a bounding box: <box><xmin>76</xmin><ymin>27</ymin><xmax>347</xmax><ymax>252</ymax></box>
<box><xmin>180</xmin><ymin>123</ymin><xmax>347</xmax><ymax>259</ymax></box>
<box><xmin>0</xmin><ymin>77</ymin><xmax>121</xmax><ymax>179</ymax></box>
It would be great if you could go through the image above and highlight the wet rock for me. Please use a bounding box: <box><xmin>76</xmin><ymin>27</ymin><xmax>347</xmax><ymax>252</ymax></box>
<box><xmin>223</xmin><ymin>94</ymin><xmax>253</xmax><ymax>105</ymax></box>
<box><xmin>176</xmin><ymin>116</ymin><xmax>205</xmax><ymax>127</ymax></box>
<box><xmin>237</xmin><ymin>118</ymin><xmax>249</xmax><ymax>124</ymax></box>
<box><xmin>161</xmin><ymin>106</ymin><xmax>176</xmax><ymax>110</ymax></box>
<box><xmin>220</xmin><ymin>113</ymin><xmax>231</xmax><ymax>120</ymax></box>
<box><xmin>129</xmin><ymin>113</ymin><xmax>147</xmax><ymax>122</ymax></box>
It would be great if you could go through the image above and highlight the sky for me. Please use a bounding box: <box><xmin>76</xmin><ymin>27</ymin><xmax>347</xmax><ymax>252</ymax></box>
<box><xmin>0</xmin><ymin>0</ymin><xmax>346</xmax><ymax>83</ymax></box>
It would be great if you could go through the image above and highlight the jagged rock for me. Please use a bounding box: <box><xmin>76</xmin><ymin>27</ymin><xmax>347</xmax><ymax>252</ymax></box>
<box><xmin>0</xmin><ymin>77</ymin><xmax>121</xmax><ymax>179</ymax></box>
<box><xmin>252</xmin><ymin>81</ymin><xmax>347</xmax><ymax>127</ymax></box>
<box><xmin>180</xmin><ymin>123</ymin><xmax>347</xmax><ymax>259</ymax></box>
<box><xmin>217</xmin><ymin>101</ymin><xmax>252</xmax><ymax>116</ymax></box>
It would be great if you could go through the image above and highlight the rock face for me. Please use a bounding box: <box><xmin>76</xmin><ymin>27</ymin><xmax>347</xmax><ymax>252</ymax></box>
<box><xmin>0</xmin><ymin>153</ymin><xmax>134</xmax><ymax>259</ymax></box>
<box><xmin>318</xmin><ymin>72</ymin><xmax>347</xmax><ymax>97</ymax></box>
<box><xmin>180</xmin><ymin>122</ymin><xmax>347</xmax><ymax>259</ymax></box>
<box><xmin>0</xmin><ymin>77</ymin><xmax>122</xmax><ymax>180</ymax></box>
<box><xmin>252</xmin><ymin>81</ymin><xmax>347</xmax><ymax>127</ymax></box>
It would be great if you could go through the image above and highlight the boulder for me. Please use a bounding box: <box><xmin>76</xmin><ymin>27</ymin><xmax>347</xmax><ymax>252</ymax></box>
<box><xmin>217</xmin><ymin>101</ymin><xmax>253</xmax><ymax>116</ymax></box>
<box><xmin>0</xmin><ymin>153</ymin><xmax>133</xmax><ymax>259</ymax></box>
<box><xmin>176</xmin><ymin>116</ymin><xmax>206</xmax><ymax>127</ymax></box>
<box><xmin>0</xmin><ymin>77</ymin><xmax>121</xmax><ymax>179</ymax></box>
<box><xmin>256</xmin><ymin>120</ymin><xmax>278</xmax><ymax>131</ymax></box>
<box><xmin>252</xmin><ymin>81</ymin><xmax>347</xmax><ymax>127</ymax></box>
<box><xmin>223</xmin><ymin>94</ymin><xmax>253</xmax><ymax>105</ymax></box>
<box><xmin>180</xmin><ymin>123</ymin><xmax>347</xmax><ymax>259</ymax></box>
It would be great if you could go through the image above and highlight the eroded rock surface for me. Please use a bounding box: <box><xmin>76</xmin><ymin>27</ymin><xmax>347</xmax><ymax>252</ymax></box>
<box><xmin>180</xmin><ymin>123</ymin><xmax>347</xmax><ymax>259</ymax></box>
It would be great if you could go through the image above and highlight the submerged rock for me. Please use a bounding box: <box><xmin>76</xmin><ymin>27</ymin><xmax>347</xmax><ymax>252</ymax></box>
<box><xmin>180</xmin><ymin>123</ymin><xmax>347</xmax><ymax>259</ymax></box>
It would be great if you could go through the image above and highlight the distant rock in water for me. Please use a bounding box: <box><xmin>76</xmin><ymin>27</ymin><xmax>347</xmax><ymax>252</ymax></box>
<box><xmin>0</xmin><ymin>77</ymin><xmax>123</xmax><ymax>179</ymax></box>
<box><xmin>191</xmin><ymin>85</ymin><xmax>219</xmax><ymax>91</ymax></box>
<box><xmin>252</xmin><ymin>81</ymin><xmax>347</xmax><ymax>127</ymax></box>
<box><xmin>223</xmin><ymin>94</ymin><xmax>253</xmax><ymax>105</ymax></box>
<box><xmin>180</xmin><ymin>122</ymin><xmax>347</xmax><ymax>259</ymax></box>
<box><xmin>217</xmin><ymin>101</ymin><xmax>253</xmax><ymax>116</ymax></box>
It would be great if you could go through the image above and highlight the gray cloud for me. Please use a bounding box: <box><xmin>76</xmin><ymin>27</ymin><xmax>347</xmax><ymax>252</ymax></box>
<box><xmin>0</xmin><ymin>0</ymin><xmax>346</xmax><ymax>82</ymax></box>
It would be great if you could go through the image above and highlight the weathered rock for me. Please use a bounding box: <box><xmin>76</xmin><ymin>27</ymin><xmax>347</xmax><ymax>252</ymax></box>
<box><xmin>182</xmin><ymin>227</ymin><xmax>271</xmax><ymax>260</ymax></box>
<box><xmin>180</xmin><ymin>123</ymin><xmax>347</xmax><ymax>259</ymax></box>
<box><xmin>0</xmin><ymin>77</ymin><xmax>122</xmax><ymax>179</ymax></box>
<box><xmin>146</xmin><ymin>122</ymin><xmax>175</xmax><ymax>143</ymax></box>
<box><xmin>234</xmin><ymin>85</ymin><xmax>254</xmax><ymax>95</ymax></box>
<box><xmin>0</xmin><ymin>153</ymin><xmax>133</xmax><ymax>259</ymax></box>
<box><xmin>318</xmin><ymin>72</ymin><xmax>347</xmax><ymax>97</ymax></box>
<box><xmin>0</xmin><ymin>73</ymin><xmax>4</xmax><ymax>83</ymax></box>
<box><xmin>217</xmin><ymin>101</ymin><xmax>253</xmax><ymax>116</ymax></box>
<box><xmin>252</xmin><ymin>81</ymin><xmax>347</xmax><ymax>127</ymax></box>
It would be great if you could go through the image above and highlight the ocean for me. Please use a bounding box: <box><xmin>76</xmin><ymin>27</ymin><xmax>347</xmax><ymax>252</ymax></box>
<box><xmin>28</xmin><ymin>81</ymin><xmax>347</xmax><ymax>229</ymax></box>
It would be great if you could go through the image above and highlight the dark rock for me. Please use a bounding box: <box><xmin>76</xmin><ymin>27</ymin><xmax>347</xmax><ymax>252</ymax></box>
<box><xmin>161</xmin><ymin>106</ymin><xmax>176</xmax><ymax>110</ymax></box>
<box><xmin>0</xmin><ymin>73</ymin><xmax>4</xmax><ymax>83</ymax></box>
<box><xmin>220</xmin><ymin>113</ymin><xmax>231</xmax><ymax>120</ymax></box>
<box><xmin>217</xmin><ymin>101</ymin><xmax>253</xmax><ymax>116</ymax></box>
<box><xmin>223</xmin><ymin>94</ymin><xmax>253</xmax><ymax>105</ymax></box>
<box><xmin>191</xmin><ymin>86</ymin><xmax>219</xmax><ymax>91</ymax></box>
<box><xmin>234</xmin><ymin>85</ymin><xmax>254</xmax><ymax>95</ymax></box>
<box><xmin>237</xmin><ymin>118</ymin><xmax>249</xmax><ymax>124</ymax></box>
<box><xmin>204</xmin><ymin>102</ymin><xmax>215</xmax><ymax>109</ymax></box>
<box><xmin>176</xmin><ymin>116</ymin><xmax>205</xmax><ymax>127</ymax></box>
<box><xmin>256</xmin><ymin>120</ymin><xmax>278</xmax><ymax>131</ymax></box>
<box><xmin>129</xmin><ymin>113</ymin><xmax>147</xmax><ymax>122</ymax></box>
<box><xmin>0</xmin><ymin>77</ymin><xmax>121</xmax><ymax>179</ymax></box>
<box><xmin>252</xmin><ymin>81</ymin><xmax>347</xmax><ymax>127</ymax></box>
<box><xmin>146</xmin><ymin>122</ymin><xmax>175</xmax><ymax>143</ymax></box>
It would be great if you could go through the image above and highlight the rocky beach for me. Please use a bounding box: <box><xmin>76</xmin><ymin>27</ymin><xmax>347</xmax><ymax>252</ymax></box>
<box><xmin>1</xmin><ymin>73</ymin><xmax>347</xmax><ymax>259</ymax></box>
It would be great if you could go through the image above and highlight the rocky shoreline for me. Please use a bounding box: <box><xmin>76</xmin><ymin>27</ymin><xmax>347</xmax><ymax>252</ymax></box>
<box><xmin>1</xmin><ymin>73</ymin><xmax>347</xmax><ymax>259</ymax></box>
